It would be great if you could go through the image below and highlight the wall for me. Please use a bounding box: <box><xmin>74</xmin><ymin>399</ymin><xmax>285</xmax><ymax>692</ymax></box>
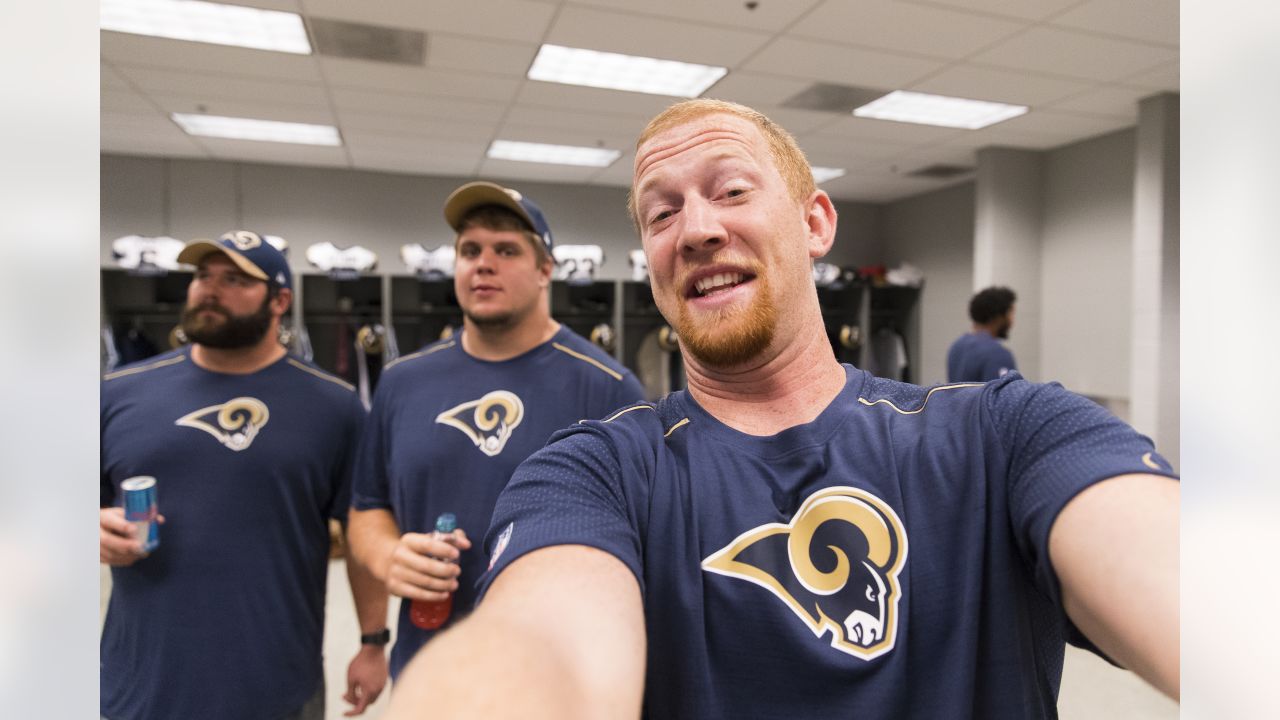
<box><xmin>1039</xmin><ymin>129</ymin><xmax>1136</xmax><ymax>400</ymax></box>
<box><xmin>880</xmin><ymin>181</ymin><xmax>976</xmax><ymax>386</ymax></box>
<box><xmin>102</xmin><ymin>154</ymin><xmax>882</xmax><ymax>282</ymax></box>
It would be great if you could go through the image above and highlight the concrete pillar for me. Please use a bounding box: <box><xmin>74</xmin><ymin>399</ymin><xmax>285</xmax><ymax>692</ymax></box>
<box><xmin>974</xmin><ymin>147</ymin><xmax>1044</xmax><ymax>379</ymax></box>
<box><xmin>1130</xmin><ymin>93</ymin><xmax>1179</xmax><ymax>467</ymax></box>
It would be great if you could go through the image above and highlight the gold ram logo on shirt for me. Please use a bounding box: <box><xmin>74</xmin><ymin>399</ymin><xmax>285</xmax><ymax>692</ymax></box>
<box><xmin>702</xmin><ymin>486</ymin><xmax>908</xmax><ymax>661</ymax></box>
<box><xmin>175</xmin><ymin>397</ymin><xmax>270</xmax><ymax>452</ymax></box>
<box><xmin>435</xmin><ymin>390</ymin><xmax>525</xmax><ymax>457</ymax></box>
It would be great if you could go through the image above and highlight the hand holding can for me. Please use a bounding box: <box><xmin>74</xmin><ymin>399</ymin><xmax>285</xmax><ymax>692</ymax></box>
<box><xmin>121</xmin><ymin>476</ymin><xmax>160</xmax><ymax>553</ymax></box>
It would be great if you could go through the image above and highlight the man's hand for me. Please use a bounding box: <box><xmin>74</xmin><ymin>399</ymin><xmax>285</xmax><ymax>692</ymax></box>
<box><xmin>100</xmin><ymin>507</ymin><xmax>164</xmax><ymax>566</ymax></box>
<box><xmin>385</xmin><ymin>530</ymin><xmax>471</xmax><ymax>601</ymax></box>
<box><xmin>343</xmin><ymin>644</ymin><xmax>388</xmax><ymax>716</ymax></box>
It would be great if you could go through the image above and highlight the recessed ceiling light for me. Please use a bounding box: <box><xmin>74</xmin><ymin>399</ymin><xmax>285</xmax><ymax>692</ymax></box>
<box><xmin>527</xmin><ymin>44</ymin><xmax>727</xmax><ymax>98</ymax></box>
<box><xmin>171</xmin><ymin>114</ymin><xmax>341</xmax><ymax>146</ymax></box>
<box><xmin>101</xmin><ymin>0</ymin><xmax>311</xmax><ymax>55</ymax></box>
<box><xmin>812</xmin><ymin>167</ymin><xmax>847</xmax><ymax>184</ymax></box>
<box><xmin>487</xmin><ymin>140</ymin><xmax>621</xmax><ymax>168</ymax></box>
<box><xmin>853</xmin><ymin>90</ymin><xmax>1027</xmax><ymax>130</ymax></box>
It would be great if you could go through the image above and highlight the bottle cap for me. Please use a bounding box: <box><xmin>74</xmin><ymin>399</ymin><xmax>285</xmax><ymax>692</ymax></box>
<box><xmin>435</xmin><ymin>512</ymin><xmax>458</xmax><ymax>533</ymax></box>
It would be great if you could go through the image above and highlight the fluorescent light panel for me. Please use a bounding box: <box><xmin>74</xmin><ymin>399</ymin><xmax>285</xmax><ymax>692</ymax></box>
<box><xmin>853</xmin><ymin>90</ymin><xmax>1027</xmax><ymax>130</ymax></box>
<box><xmin>811</xmin><ymin>167</ymin><xmax>847</xmax><ymax>184</ymax></box>
<box><xmin>488</xmin><ymin>140</ymin><xmax>621</xmax><ymax>168</ymax></box>
<box><xmin>101</xmin><ymin>0</ymin><xmax>311</xmax><ymax>54</ymax></box>
<box><xmin>528</xmin><ymin>44</ymin><xmax>727</xmax><ymax>98</ymax></box>
<box><xmin>172</xmin><ymin>114</ymin><xmax>341</xmax><ymax>146</ymax></box>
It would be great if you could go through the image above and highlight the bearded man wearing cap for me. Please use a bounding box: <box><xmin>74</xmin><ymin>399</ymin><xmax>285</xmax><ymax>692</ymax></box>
<box><xmin>99</xmin><ymin>232</ymin><xmax>389</xmax><ymax>719</ymax></box>
<box><xmin>346</xmin><ymin>182</ymin><xmax>645</xmax><ymax>682</ymax></box>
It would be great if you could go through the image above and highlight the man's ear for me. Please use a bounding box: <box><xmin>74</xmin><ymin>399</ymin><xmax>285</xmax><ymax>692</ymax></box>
<box><xmin>272</xmin><ymin>287</ymin><xmax>293</xmax><ymax>316</ymax></box>
<box><xmin>538</xmin><ymin>253</ymin><xmax>554</xmax><ymax>287</ymax></box>
<box><xmin>805</xmin><ymin>190</ymin><xmax>838</xmax><ymax>260</ymax></box>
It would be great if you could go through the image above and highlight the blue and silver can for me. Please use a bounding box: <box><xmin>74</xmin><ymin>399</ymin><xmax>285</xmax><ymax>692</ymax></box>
<box><xmin>121</xmin><ymin>476</ymin><xmax>159</xmax><ymax>553</ymax></box>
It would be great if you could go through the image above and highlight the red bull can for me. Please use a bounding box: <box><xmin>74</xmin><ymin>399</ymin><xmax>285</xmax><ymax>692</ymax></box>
<box><xmin>121</xmin><ymin>476</ymin><xmax>159</xmax><ymax>553</ymax></box>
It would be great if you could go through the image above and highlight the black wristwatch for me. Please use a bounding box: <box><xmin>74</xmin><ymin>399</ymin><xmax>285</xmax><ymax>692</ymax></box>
<box><xmin>360</xmin><ymin>629</ymin><xmax>391</xmax><ymax>646</ymax></box>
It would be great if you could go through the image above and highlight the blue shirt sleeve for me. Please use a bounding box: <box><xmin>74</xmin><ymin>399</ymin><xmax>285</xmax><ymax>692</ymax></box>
<box><xmin>984</xmin><ymin>376</ymin><xmax>1177</xmax><ymax>605</ymax></box>
<box><xmin>351</xmin><ymin>384</ymin><xmax>393</xmax><ymax>511</ymax></box>
<box><xmin>327</xmin><ymin>391</ymin><xmax>366</xmax><ymax>522</ymax></box>
<box><xmin>476</xmin><ymin>422</ymin><xmax>646</xmax><ymax>601</ymax></box>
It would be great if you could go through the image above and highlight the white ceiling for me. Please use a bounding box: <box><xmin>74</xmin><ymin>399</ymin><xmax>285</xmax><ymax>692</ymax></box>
<box><xmin>100</xmin><ymin>0</ymin><xmax>1179</xmax><ymax>203</ymax></box>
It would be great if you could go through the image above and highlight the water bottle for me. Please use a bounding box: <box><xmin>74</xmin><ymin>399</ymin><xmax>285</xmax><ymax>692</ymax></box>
<box><xmin>409</xmin><ymin>512</ymin><xmax>458</xmax><ymax>630</ymax></box>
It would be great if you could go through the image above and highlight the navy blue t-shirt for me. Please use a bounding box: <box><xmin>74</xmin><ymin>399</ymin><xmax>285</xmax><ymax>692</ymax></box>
<box><xmin>351</xmin><ymin>326</ymin><xmax>645</xmax><ymax>679</ymax></box>
<box><xmin>100</xmin><ymin>348</ymin><xmax>364</xmax><ymax>720</ymax></box>
<box><xmin>479</xmin><ymin>367</ymin><xmax>1178</xmax><ymax>719</ymax></box>
<box><xmin>947</xmin><ymin>331</ymin><xmax>1017</xmax><ymax>382</ymax></box>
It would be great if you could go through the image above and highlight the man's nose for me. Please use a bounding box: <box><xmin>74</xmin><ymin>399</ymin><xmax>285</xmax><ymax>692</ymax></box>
<box><xmin>676</xmin><ymin>197</ymin><xmax>726</xmax><ymax>256</ymax></box>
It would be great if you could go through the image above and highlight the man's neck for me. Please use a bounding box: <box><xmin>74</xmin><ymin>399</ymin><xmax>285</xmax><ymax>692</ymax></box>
<box><xmin>460</xmin><ymin>312</ymin><xmax>560</xmax><ymax>362</ymax></box>
<box><xmin>190</xmin><ymin>335</ymin><xmax>287</xmax><ymax>374</ymax></box>
<box><xmin>683</xmin><ymin>311</ymin><xmax>846</xmax><ymax>437</ymax></box>
<box><xmin>973</xmin><ymin>324</ymin><xmax>1000</xmax><ymax>338</ymax></box>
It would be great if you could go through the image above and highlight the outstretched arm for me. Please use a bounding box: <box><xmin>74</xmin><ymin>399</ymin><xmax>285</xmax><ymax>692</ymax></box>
<box><xmin>385</xmin><ymin>544</ymin><xmax>646</xmax><ymax>720</ymax></box>
<box><xmin>1050</xmin><ymin>473</ymin><xmax>1179</xmax><ymax>699</ymax></box>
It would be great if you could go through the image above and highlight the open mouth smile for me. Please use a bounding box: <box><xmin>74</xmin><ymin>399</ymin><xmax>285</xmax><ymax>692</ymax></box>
<box><xmin>686</xmin><ymin>270</ymin><xmax>754</xmax><ymax>299</ymax></box>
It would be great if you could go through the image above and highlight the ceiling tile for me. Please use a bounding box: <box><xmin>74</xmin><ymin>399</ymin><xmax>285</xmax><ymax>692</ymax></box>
<box><xmin>492</xmin><ymin>123</ymin><xmax>633</xmax><ymax>152</ymax></box>
<box><xmin>791</xmin><ymin>0</ymin><xmax>1024</xmax><ymax>59</ymax></box>
<box><xmin>300</xmin><ymin>0</ymin><xmax>557</xmax><ymax>43</ymax></box>
<box><xmin>704</xmin><ymin>72</ymin><xmax>814</xmax><ymax>108</ymax></box>
<box><xmin>101</xmin><ymin>88</ymin><xmax>157</xmax><ymax>115</ymax></box>
<box><xmin>344</xmin><ymin>133</ymin><xmax>489</xmax><ymax>159</ymax></box>
<box><xmin>197</xmin><ymin>137</ymin><xmax>351</xmax><ymax>168</ymax></box>
<box><xmin>428</xmin><ymin>34</ymin><xmax>537</xmax><ymax>77</ymax></box>
<box><xmin>102</xmin><ymin>64</ymin><xmax>131</xmax><ymax>89</ymax></box>
<box><xmin>116</xmin><ymin>66</ymin><xmax>330</xmax><ymax>107</ymax></box>
<box><xmin>568</xmin><ymin>0</ymin><xmax>823</xmax><ymax>32</ymax></box>
<box><xmin>336</xmin><ymin>98</ymin><xmax>506</xmax><ymax>130</ymax></box>
<box><xmin>896</xmin><ymin>0</ymin><xmax>1082</xmax><ymax>22</ymax></box>
<box><xmin>1050</xmin><ymin>0</ymin><xmax>1179</xmax><ymax>47</ymax></box>
<box><xmin>991</xmin><ymin>109</ymin><xmax>1133</xmax><ymax>140</ymax></box>
<box><xmin>148</xmin><ymin>94</ymin><xmax>337</xmax><ymax>125</ymax></box>
<box><xmin>908</xmin><ymin>63</ymin><xmax>1093</xmax><ymax>106</ymax></box>
<box><xmin>321</xmin><ymin>57</ymin><xmax>522</xmax><ymax>102</ymax></box>
<box><xmin>101</xmin><ymin>32</ymin><xmax>322</xmax><ymax>83</ymax></box>
<box><xmin>517</xmin><ymin>81</ymin><xmax>677</xmax><ymax>119</ymax></box>
<box><xmin>1044</xmin><ymin>86</ymin><xmax>1147</xmax><ymax>120</ymax></box>
<box><xmin>1120</xmin><ymin>60</ymin><xmax>1179</xmax><ymax>91</ymax></box>
<box><xmin>811</xmin><ymin>115</ymin><xmax>964</xmax><ymax>145</ymax></box>
<box><xmin>504</xmin><ymin>105</ymin><xmax>647</xmax><ymax>140</ymax></box>
<box><xmin>970</xmin><ymin>26</ymin><xmax>1178</xmax><ymax>82</ymax></box>
<box><xmin>797</xmin><ymin>133</ymin><xmax>921</xmax><ymax>165</ymax></box>
<box><xmin>742</xmin><ymin>38</ymin><xmax>944</xmax><ymax>89</ymax></box>
<box><xmin>546</xmin><ymin>5</ymin><xmax>772</xmax><ymax>68</ymax></box>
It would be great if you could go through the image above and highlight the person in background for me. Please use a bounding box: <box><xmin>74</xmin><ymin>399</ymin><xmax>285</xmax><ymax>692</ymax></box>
<box><xmin>384</xmin><ymin>100</ymin><xmax>1178</xmax><ymax>719</ymax></box>
<box><xmin>100</xmin><ymin>231</ymin><xmax>388</xmax><ymax>719</ymax></box>
<box><xmin>946</xmin><ymin>286</ymin><xmax>1018</xmax><ymax>382</ymax></box>
<box><xmin>346</xmin><ymin>182</ymin><xmax>645</xmax><ymax>683</ymax></box>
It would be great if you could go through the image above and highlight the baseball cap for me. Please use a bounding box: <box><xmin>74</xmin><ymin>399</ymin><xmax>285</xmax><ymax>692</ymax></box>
<box><xmin>177</xmin><ymin>230</ymin><xmax>293</xmax><ymax>290</ymax></box>
<box><xmin>443</xmin><ymin>181</ymin><xmax>554</xmax><ymax>253</ymax></box>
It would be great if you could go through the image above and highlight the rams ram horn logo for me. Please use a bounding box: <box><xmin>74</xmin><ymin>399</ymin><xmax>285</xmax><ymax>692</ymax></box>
<box><xmin>435</xmin><ymin>390</ymin><xmax>524</xmax><ymax>457</ymax></box>
<box><xmin>175</xmin><ymin>397</ymin><xmax>269</xmax><ymax>452</ymax></box>
<box><xmin>702</xmin><ymin>486</ymin><xmax>908</xmax><ymax>661</ymax></box>
<box><xmin>221</xmin><ymin>230</ymin><xmax>263</xmax><ymax>251</ymax></box>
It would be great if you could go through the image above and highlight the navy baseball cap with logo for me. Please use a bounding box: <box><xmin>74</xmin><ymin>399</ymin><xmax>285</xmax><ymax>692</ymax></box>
<box><xmin>177</xmin><ymin>230</ymin><xmax>293</xmax><ymax>290</ymax></box>
<box><xmin>443</xmin><ymin>181</ymin><xmax>554</xmax><ymax>254</ymax></box>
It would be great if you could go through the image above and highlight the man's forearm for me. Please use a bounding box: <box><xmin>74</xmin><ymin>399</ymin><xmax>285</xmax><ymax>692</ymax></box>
<box><xmin>385</xmin><ymin>545</ymin><xmax>646</xmax><ymax>720</ymax></box>
<box><xmin>347</xmin><ymin>507</ymin><xmax>401</xmax><ymax>583</ymax></box>
<box><xmin>345</xmin><ymin>531</ymin><xmax>390</xmax><ymax>633</ymax></box>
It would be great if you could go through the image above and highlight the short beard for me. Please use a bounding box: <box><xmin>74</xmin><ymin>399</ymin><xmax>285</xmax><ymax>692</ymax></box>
<box><xmin>673</xmin><ymin>271</ymin><xmax>776</xmax><ymax>368</ymax></box>
<box><xmin>995</xmin><ymin>321</ymin><xmax>1010</xmax><ymax>340</ymax></box>
<box><xmin>463</xmin><ymin>308</ymin><xmax>516</xmax><ymax>329</ymax></box>
<box><xmin>181</xmin><ymin>297</ymin><xmax>274</xmax><ymax>349</ymax></box>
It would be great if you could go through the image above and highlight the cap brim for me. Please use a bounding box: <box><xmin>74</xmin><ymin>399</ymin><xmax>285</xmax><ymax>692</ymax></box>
<box><xmin>177</xmin><ymin>240</ymin><xmax>269</xmax><ymax>282</ymax></box>
<box><xmin>443</xmin><ymin>181</ymin><xmax>535</xmax><ymax>234</ymax></box>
